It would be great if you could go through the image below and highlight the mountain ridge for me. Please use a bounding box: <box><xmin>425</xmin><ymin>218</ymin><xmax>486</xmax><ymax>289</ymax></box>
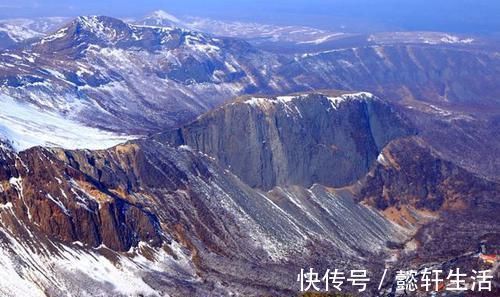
<box><xmin>1</xmin><ymin>14</ymin><xmax>499</xmax><ymax>151</ymax></box>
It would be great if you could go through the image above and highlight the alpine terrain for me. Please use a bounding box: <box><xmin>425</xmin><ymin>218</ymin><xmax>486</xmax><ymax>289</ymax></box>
<box><xmin>0</xmin><ymin>8</ymin><xmax>498</xmax><ymax>297</ymax></box>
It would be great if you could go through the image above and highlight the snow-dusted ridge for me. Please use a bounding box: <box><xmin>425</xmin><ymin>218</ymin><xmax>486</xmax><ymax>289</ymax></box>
<box><xmin>368</xmin><ymin>31</ymin><xmax>475</xmax><ymax>45</ymax></box>
<box><xmin>135</xmin><ymin>9</ymin><xmax>346</xmax><ymax>44</ymax></box>
<box><xmin>0</xmin><ymin>17</ymin><xmax>69</xmax><ymax>43</ymax></box>
<box><xmin>243</xmin><ymin>91</ymin><xmax>375</xmax><ymax>110</ymax></box>
<box><xmin>1</xmin><ymin>14</ymin><xmax>263</xmax><ymax>138</ymax></box>
<box><xmin>35</xmin><ymin>15</ymin><xmax>211</xmax><ymax>52</ymax></box>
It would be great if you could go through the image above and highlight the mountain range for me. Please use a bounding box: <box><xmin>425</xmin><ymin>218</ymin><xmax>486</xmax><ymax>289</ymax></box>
<box><xmin>1</xmin><ymin>13</ymin><xmax>499</xmax><ymax>146</ymax></box>
<box><xmin>0</xmin><ymin>9</ymin><xmax>498</xmax><ymax>297</ymax></box>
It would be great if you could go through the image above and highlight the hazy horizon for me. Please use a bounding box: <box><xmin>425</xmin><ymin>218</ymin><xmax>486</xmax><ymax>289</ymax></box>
<box><xmin>0</xmin><ymin>0</ymin><xmax>499</xmax><ymax>34</ymax></box>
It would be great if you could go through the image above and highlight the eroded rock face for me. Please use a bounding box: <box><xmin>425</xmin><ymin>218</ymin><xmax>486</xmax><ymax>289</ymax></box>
<box><xmin>0</xmin><ymin>144</ymin><xmax>163</xmax><ymax>251</ymax></box>
<box><xmin>161</xmin><ymin>92</ymin><xmax>415</xmax><ymax>190</ymax></box>
<box><xmin>357</xmin><ymin>137</ymin><xmax>500</xmax><ymax>212</ymax></box>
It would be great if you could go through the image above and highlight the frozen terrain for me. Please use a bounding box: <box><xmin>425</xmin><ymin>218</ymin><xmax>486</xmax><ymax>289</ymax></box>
<box><xmin>0</xmin><ymin>95</ymin><xmax>134</xmax><ymax>151</ymax></box>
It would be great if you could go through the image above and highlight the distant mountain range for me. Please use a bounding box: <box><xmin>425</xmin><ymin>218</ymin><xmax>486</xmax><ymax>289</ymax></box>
<box><xmin>0</xmin><ymin>10</ymin><xmax>482</xmax><ymax>50</ymax></box>
<box><xmin>1</xmin><ymin>12</ymin><xmax>499</xmax><ymax>150</ymax></box>
<box><xmin>0</xmin><ymin>17</ymin><xmax>69</xmax><ymax>47</ymax></box>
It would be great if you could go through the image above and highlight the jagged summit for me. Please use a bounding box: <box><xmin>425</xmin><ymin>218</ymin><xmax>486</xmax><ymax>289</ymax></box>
<box><xmin>29</xmin><ymin>14</ymin><xmax>237</xmax><ymax>62</ymax></box>
<box><xmin>74</xmin><ymin>15</ymin><xmax>131</xmax><ymax>35</ymax></box>
<box><xmin>38</xmin><ymin>15</ymin><xmax>157</xmax><ymax>48</ymax></box>
<box><xmin>36</xmin><ymin>15</ymin><xmax>137</xmax><ymax>51</ymax></box>
<box><xmin>35</xmin><ymin>14</ymin><xmax>224</xmax><ymax>52</ymax></box>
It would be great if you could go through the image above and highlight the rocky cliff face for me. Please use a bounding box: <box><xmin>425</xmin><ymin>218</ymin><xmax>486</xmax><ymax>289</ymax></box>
<box><xmin>357</xmin><ymin>137</ymin><xmax>500</xmax><ymax>212</ymax></box>
<box><xmin>161</xmin><ymin>92</ymin><xmax>415</xmax><ymax>190</ymax></box>
<box><xmin>153</xmin><ymin>92</ymin><xmax>500</xmax><ymax>295</ymax></box>
<box><xmin>0</xmin><ymin>143</ymin><xmax>162</xmax><ymax>251</ymax></box>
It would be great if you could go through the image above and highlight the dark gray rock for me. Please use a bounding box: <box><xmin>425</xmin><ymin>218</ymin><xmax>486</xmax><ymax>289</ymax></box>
<box><xmin>160</xmin><ymin>92</ymin><xmax>415</xmax><ymax>190</ymax></box>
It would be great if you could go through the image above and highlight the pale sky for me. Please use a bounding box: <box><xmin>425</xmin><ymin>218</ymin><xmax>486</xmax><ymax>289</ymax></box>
<box><xmin>0</xmin><ymin>0</ymin><xmax>498</xmax><ymax>34</ymax></box>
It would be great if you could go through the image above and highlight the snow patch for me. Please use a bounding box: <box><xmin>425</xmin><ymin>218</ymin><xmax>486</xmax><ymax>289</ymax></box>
<box><xmin>326</xmin><ymin>92</ymin><xmax>374</xmax><ymax>110</ymax></box>
<box><xmin>148</xmin><ymin>10</ymin><xmax>181</xmax><ymax>24</ymax></box>
<box><xmin>244</xmin><ymin>92</ymin><xmax>374</xmax><ymax>114</ymax></box>
<box><xmin>377</xmin><ymin>152</ymin><xmax>389</xmax><ymax>166</ymax></box>
<box><xmin>0</xmin><ymin>95</ymin><xmax>135</xmax><ymax>151</ymax></box>
<box><xmin>46</xmin><ymin>193</ymin><xmax>70</xmax><ymax>216</ymax></box>
<box><xmin>297</xmin><ymin>33</ymin><xmax>344</xmax><ymax>44</ymax></box>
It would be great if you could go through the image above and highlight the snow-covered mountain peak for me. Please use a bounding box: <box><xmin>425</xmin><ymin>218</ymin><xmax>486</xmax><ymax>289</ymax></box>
<box><xmin>0</xmin><ymin>14</ymin><xmax>261</xmax><ymax>139</ymax></box>
<box><xmin>74</xmin><ymin>15</ymin><xmax>133</xmax><ymax>42</ymax></box>
<box><xmin>140</xmin><ymin>10</ymin><xmax>184</xmax><ymax>28</ymax></box>
<box><xmin>36</xmin><ymin>15</ymin><xmax>135</xmax><ymax>49</ymax></box>
<box><xmin>148</xmin><ymin>10</ymin><xmax>182</xmax><ymax>24</ymax></box>
<box><xmin>35</xmin><ymin>15</ymin><xmax>223</xmax><ymax>53</ymax></box>
<box><xmin>76</xmin><ymin>15</ymin><xmax>120</xmax><ymax>30</ymax></box>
